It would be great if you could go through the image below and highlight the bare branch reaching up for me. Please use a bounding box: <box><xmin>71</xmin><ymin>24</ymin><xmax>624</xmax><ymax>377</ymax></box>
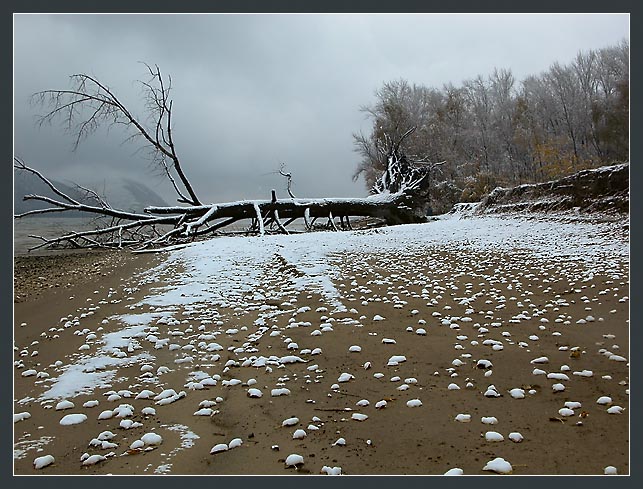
<box><xmin>14</xmin><ymin>157</ymin><xmax>81</xmax><ymax>206</ymax></box>
<box><xmin>160</xmin><ymin>159</ymin><xmax>192</xmax><ymax>204</ymax></box>
<box><xmin>72</xmin><ymin>182</ymin><xmax>111</xmax><ymax>209</ymax></box>
<box><xmin>32</xmin><ymin>67</ymin><xmax>202</xmax><ymax>205</ymax></box>
<box><xmin>16</xmin><ymin>66</ymin><xmax>436</xmax><ymax>253</ymax></box>
<box><xmin>279</xmin><ymin>163</ymin><xmax>296</xmax><ymax>198</ymax></box>
<box><xmin>14</xmin><ymin>159</ymin><xmax>158</xmax><ymax>241</ymax></box>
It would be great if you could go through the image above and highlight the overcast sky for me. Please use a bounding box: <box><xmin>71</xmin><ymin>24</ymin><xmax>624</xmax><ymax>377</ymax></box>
<box><xmin>14</xmin><ymin>13</ymin><xmax>629</xmax><ymax>204</ymax></box>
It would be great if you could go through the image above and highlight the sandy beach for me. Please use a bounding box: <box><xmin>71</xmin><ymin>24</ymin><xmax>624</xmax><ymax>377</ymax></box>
<box><xmin>13</xmin><ymin>213</ymin><xmax>629</xmax><ymax>475</ymax></box>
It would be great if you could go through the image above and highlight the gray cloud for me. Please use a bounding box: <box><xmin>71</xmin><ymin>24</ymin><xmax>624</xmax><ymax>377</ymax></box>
<box><xmin>14</xmin><ymin>13</ymin><xmax>629</xmax><ymax>204</ymax></box>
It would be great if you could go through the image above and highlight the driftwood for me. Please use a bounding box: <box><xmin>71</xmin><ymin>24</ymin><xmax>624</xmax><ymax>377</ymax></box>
<box><xmin>15</xmin><ymin>149</ymin><xmax>435</xmax><ymax>251</ymax></box>
<box><xmin>14</xmin><ymin>66</ymin><xmax>442</xmax><ymax>251</ymax></box>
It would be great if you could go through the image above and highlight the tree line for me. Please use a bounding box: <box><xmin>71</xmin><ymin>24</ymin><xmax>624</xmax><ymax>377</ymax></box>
<box><xmin>353</xmin><ymin>40</ymin><xmax>629</xmax><ymax>213</ymax></box>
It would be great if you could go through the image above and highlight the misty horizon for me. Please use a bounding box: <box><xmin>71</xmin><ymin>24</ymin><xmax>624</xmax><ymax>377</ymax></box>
<box><xmin>14</xmin><ymin>13</ymin><xmax>629</xmax><ymax>205</ymax></box>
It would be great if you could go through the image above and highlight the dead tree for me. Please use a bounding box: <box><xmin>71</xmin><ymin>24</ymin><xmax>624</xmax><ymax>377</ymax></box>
<box><xmin>15</xmin><ymin>67</ymin><xmax>442</xmax><ymax>251</ymax></box>
<box><xmin>32</xmin><ymin>63</ymin><xmax>200</xmax><ymax>206</ymax></box>
<box><xmin>366</xmin><ymin>126</ymin><xmax>445</xmax><ymax>216</ymax></box>
<box><xmin>279</xmin><ymin>163</ymin><xmax>296</xmax><ymax>199</ymax></box>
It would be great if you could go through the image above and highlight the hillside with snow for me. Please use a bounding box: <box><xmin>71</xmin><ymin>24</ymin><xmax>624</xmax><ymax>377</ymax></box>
<box><xmin>474</xmin><ymin>163</ymin><xmax>628</xmax><ymax>215</ymax></box>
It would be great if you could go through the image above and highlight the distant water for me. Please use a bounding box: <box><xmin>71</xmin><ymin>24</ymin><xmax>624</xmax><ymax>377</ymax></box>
<box><xmin>13</xmin><ymin>216</ymin><xmax>313</xmax><ymax>255</ymax></box>
<box><xmin>14</xmin><ymin>217</ymin><xmax>102</xmax><ymax>255</ymax></box>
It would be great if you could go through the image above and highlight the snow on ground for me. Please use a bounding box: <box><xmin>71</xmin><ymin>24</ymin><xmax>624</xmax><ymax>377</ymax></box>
<box><xmin>149</xmin><ymin>424</ymin><xmax>201</xmax><ymax>474</ymax></box>
<box><xmin>17</xmin><ymin>212</ymin><xmax>628</xmax><ymax>474</ymax></box>
<box><xmin>139</xmin><ymin>213</ymin><xmax>627</xmax><ymax>314</ymax></box>
<box><xmin>40</xmin><ymin>213</ymin><xmax>625</xmax><ymax>401</ymax></box>
<box><xmin>39</xmin><ymin>339</ymin><xmax>155</xmax><ymax>401</ymax></box>
<box><xmin>14</xmin><ymin>436</ymin><xmax>54</xmax><ymax>460</ymax></box>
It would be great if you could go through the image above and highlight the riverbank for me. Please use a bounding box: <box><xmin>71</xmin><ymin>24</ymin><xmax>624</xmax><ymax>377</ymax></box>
<box><xmin>13</xmin><ymin>251</ymin><xmax>156</xmax><ymax>303</ymax></box>
<box><xmin>13</xmin><ymin>213</ymin><xmax>629</xmax><ymax>475</ymax></box>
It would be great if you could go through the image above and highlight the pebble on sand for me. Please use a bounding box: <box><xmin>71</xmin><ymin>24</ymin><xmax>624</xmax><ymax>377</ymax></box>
<box><xmin>485</xmin><ymin>431</ymin><xmax>504</xmax><ymax>442</ymax></box>
<box><xmin>60</xmin><ymin>413</ymin><xmax>88</xmax><ymax>426</ymax></box>
<box><xmin>210</xmin><ymin>443</ymin><xmax>228</xmax><ymax>454</ymax></box>
<box><xmin>14</xmin><ymin>412</ymin><xmax>31</xmax><ymax>423</ymax></box>
<box><xmin>285</xmin><ymin>454</ymin><xmax>304</xmax><ymax>467</ymax></box>
<box><xmin>33</xmin><ymin>455</ymin><xmax>55</xmax><ymax>469</ymax></box>
<box><xmin>483</xmin><ymin>457</ymin><xmax>513</xmax><ymax>474</ymax></box>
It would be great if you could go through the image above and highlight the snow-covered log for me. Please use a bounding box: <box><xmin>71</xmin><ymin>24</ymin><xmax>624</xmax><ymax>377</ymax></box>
<box><xmin>15</xmin><ymin>65</ymin><xmax>441</xmax><ymax>251</ymax></box>
<box><xmin>15</xmin><ymin>126</ymin><xmax>439</xmax><ymax>251</ymax></box>
<box><xmin>15</xmin><ymin>161</ymin><xmax>432</xmax><ymax>251</ymax></box>
<box><xmin>147</xmin><ymin>193</ymin><xmax>424</xmax><ymax>224</ymax></box>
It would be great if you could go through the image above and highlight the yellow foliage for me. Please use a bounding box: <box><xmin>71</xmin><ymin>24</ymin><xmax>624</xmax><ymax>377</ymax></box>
<box><xmin>533</xmin><ymin>140</ymin><xmax>577</xmax><ymax>179</ymax></box>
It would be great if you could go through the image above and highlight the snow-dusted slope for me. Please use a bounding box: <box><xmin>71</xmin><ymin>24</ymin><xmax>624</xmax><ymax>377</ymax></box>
<box><xmin>142</xmin><ymin>213</ymin><xmax>628</xmax><ymax>314</ymax></box>
<box><xmin>477</xmin><ymin>163</ymin><xmax>628</xmax><ymax>214</ymax></box>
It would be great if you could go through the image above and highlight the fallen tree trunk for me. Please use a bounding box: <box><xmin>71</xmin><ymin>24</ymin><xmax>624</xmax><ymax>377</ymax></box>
<box><xmin>16</xmin><ymin>124</ymin><xmax>436</xmax><ymax>250</ymax></box>
<box><xmin>146</xmin><ymin>193</ymin><xmax>425</xmax><ymax>225</ymax></box>
<box><xmin>16</xmin><ymin>65</ymin><xmax>442</xmax><ymax>251</ymax></box>
<box><xmin>17</xmin><ymin>190</ymin><xmax>426</xmax><ymax>251</ymax></box>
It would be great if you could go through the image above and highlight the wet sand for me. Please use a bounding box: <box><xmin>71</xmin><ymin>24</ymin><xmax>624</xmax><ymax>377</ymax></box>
<box><xmin>13</xmin><ymin>236</ymin><xmax>629</xmax><ymax>475</ymax></box>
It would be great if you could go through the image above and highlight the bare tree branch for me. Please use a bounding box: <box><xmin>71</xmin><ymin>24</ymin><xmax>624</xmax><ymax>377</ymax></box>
<box><xmin>72</xmin><ymin>182</ymin><xmax>111</xmax><ymax>209</ymax></box>
<box><xmin>279</xmin><ymin>163</ymin><xmax>296</xmax><ymax>198</ymax></box>
<box><xmin>32</xmin><ymin>67</ymin><xmax>202</xmax><ymax>205</ymax></box>
<box><xmin>14</xmin><ymin>207</ymin><xmax>69</xmax><ymax>218</ymax></box>
<box><xmin>14</xmin><ymin>157</ymin><xmax>80</xmax><ymax>206</ymax></box>
<box><xmin>16</xmin><ymin>66</ymin><xmax>439</xmax><ymax>253</ymax></box>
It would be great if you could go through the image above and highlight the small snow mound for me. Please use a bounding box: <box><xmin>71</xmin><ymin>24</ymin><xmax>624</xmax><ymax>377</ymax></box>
<box><xmin>285</xmin><ymin>453</ymin><xmax>304</xmax><ymax>467</ymax></box>
<box><xmin>141</xmin><ymin>432</ymin><xmax>163</xmax><ymax>446</ymax></box>
<box><xmin>279</xmin><ymin>355</ymin><xmax>306</xmax><ymax>364</ymax></box>
<box><xmin>292</xmin><ymin>429</ymin><xmax>307</xmax><ymax>440</ymax></box>
<box><xmin>60</xmin><ymin>413</ymin><xmax>87</xmax><ymax>426</ymax></box>
<box><xmin>509</xmin><ymin>388</ymin><xmax>525</xmax><ymax>399</ymax></box>
<box><xmin>210</xmin><ymin>443</ymin><xmax>228</xmax><ymax>454</ymax></box>
<box><xmin>33</xmin><ymin>455</ymin><xmax>55</xmax><ymax>469</ymax></box>
<box><xmin>608</xmin><ymin>354</ymin><xmax>627</xmax><ymax>362</ymax></box>
<box><xmin>485</xmin><ymin>431</ymin><xmax>504</xmax><ymax>442</ymax></box>
<box><xmin>337</xmin><ymin>373</ymin><xmax>354</xmax><ymax>383</ymax></box>
<box><xmin>271</xmin><ymin>388</ymin><xmax>291</xmax><ymax>397</ymax></box>
<box><xmin>55</xmin><ymin>400</ymin><xmax>74</xmax><ymax>411</ymax></box>
<box><xmin>82</xmin><ymin>454</ymin><xmax>107</xmax><ymax>466</ymax></box>
<box><xmin>483</xmin><ymin>457</ymin><xmax>513</xmax><ymax>474</ymax></box>
<box><xmin>508</xmin><ymin>432</ymin><xmax>524</xmax><ymax>443</ymax></box>
<box><xmin>387</xmin><ymin>355</ymin><xmax>407</xmax><ymax>366</ymax></box>
<box><xmin>530</xmin><ymin>356</ymin><xmax>549</xmax><ymax>364</ymax></box>
<box><xmin>14</xmin><ymin>412</ymin><xmax>31</xmax><ymax>423</ymax></box>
